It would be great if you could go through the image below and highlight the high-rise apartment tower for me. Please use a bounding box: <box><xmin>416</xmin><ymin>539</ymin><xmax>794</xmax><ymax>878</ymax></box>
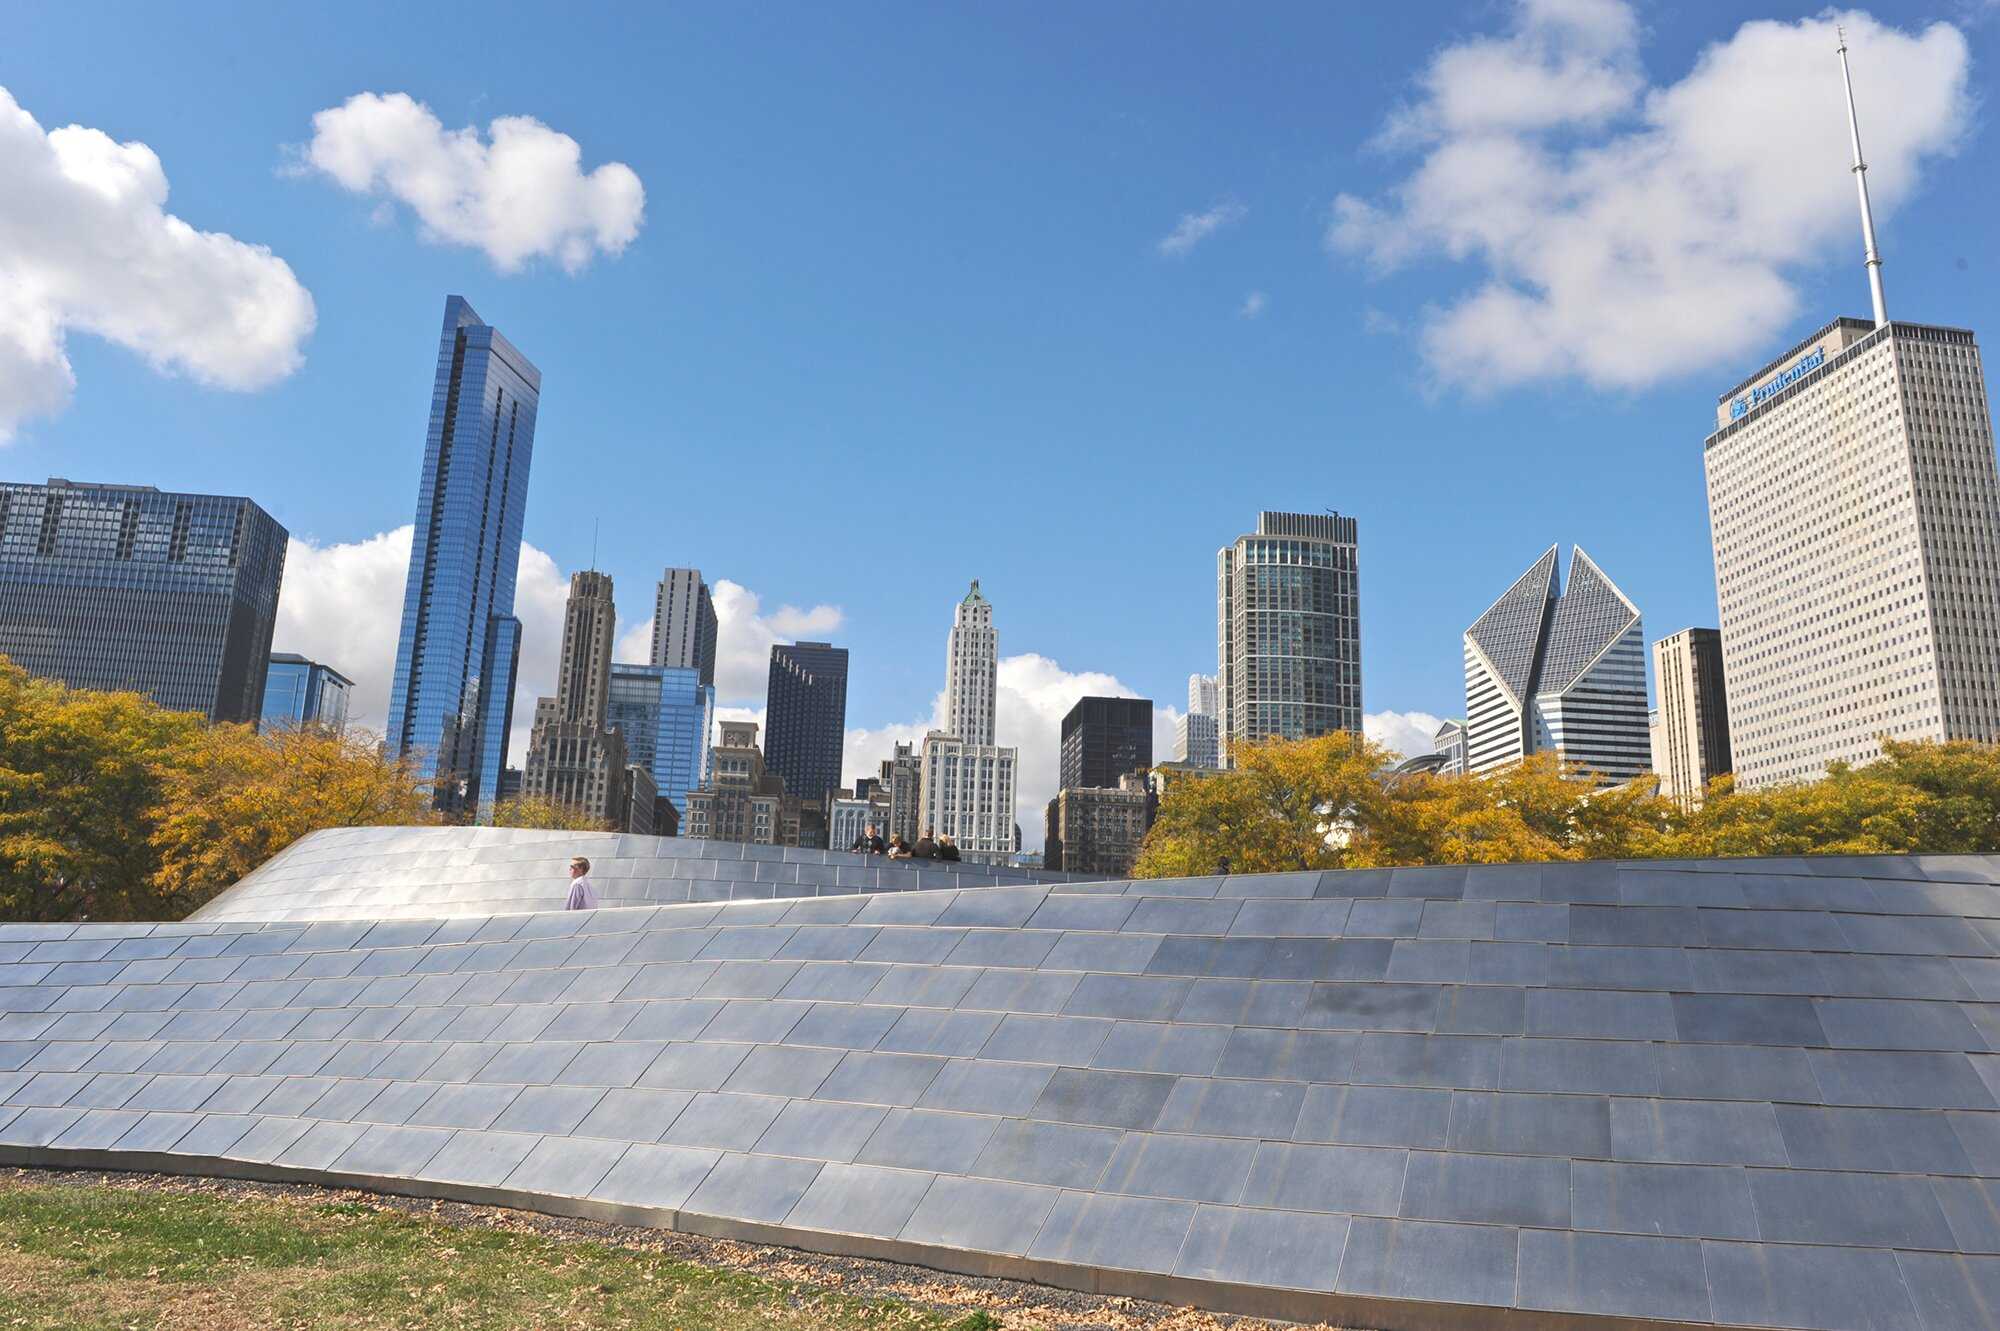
<box><xmin>651</xmin><ymin>568</ymin><xmax>717</xmax><ymax>687</ymax></box>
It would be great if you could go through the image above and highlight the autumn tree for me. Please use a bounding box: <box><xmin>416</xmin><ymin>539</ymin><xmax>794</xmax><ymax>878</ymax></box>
<box><xmin>488</xmin><ymin>794</ymin><xmax>614</xmax><ymax>832</ymax></box>
<box><xmin>150</xmin><ymin>724</ymin><xmax>437</xmax><ymax>915</ymax></box>
<box><xmin>0</xmin><ymin>660</ymin><xmax>205</xmax><ymax>921</ymax></box>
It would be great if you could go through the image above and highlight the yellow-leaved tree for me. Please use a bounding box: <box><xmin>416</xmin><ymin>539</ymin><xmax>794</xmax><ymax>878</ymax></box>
<box><xmin>488</xmin><ymin>794</ymin><xmax>615</xmax><ymax>832</ymax></box>
<box><xmin>0</xmin><ymin>659</ymin><xmax>205</xmax><ymax>921</ymax></box>
<box><xmin>150</xmin><ymin>724</ymin><xmax>437</xmax><ymax>915</ymax></box>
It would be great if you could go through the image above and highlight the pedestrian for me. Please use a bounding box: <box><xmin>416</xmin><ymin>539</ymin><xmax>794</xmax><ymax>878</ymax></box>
<box><xmin>850</xmin><ymin>822</ymin><xmax>886</xmax><ymax>855</ymax></box>
<box><xmin>911</xmin><ymin>827</ymin><xmax>939</xmax><ymax>859</ymax></box>
<box><xmin>936</xmin><ymin>834</ymin><xmax>962</xmax><ymax>862</ymax></box>
<box><xmin>565</xmin><ymin>856</ymin><xmax>598</xmax><ymax>911</ymax></box>
<box><xmin>886</xmin><ymin>833</ymin><xmax>912</xmax><ymax>859</ymax></box>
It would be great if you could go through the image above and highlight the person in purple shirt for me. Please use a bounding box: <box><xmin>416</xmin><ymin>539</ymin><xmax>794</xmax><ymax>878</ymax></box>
<box><xmin>564</xmin><ymin>856</ymin><xmax>598</xmax><ymax>911</ymax></box>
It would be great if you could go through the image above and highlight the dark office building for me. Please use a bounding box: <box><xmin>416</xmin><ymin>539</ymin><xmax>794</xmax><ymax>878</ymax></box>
<box><xmin>1059</xmin><ymin>696</ymin><xmax>1154</xmax><ymax>792</ymax></box>
<box><xmin>0</xmin><ymin>478</ymin><xmax>287</xmax><ymax>721</ymax></box>
<box><xmin>763</xmin><ymin>640</ymin><xmax>849</xmax><ymax>807</ymax></box>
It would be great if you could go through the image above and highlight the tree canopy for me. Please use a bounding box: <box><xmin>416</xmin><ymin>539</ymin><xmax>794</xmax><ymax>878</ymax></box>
<box><xmin>1135</xmin><ymin>733</ymin><xmax>2000</xmax><ymax>877</ymax></box>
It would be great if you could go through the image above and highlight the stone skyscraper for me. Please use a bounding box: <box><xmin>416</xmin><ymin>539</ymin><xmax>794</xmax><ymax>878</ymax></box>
<box><xmin>385</xmin><ymin>296</ymin><xmax>539</xmax><ymax>819</ymax></box>
<box><xmin>922</xmin><ymin>581</ymin><xmax>1017</xmax><ymax>862</ymax></box>
<box><xmin>1216</xmin><ymin>512</ymin><xmax>1361</xmax><ymax>767</ymax></box>
<box><xmin>524</xmin><ymin>571</ymin><xmax>647</xmax><ymax>830</ymax></box>
<box><xmin>1651</xmin><ymin>628</ymin><xmax>1732</xmax><ymax>809</ymax></box>
<box><xmin>0</xmin><ymin>478</ymin><xmax>287</xmax><ymax>722</ymax></box>
<box><xmin>650</xmin><ymin>567</ymin><xmax>717</xmax><ymax>687</ymax></box>
<box><xmin>1463</xmin><ymin>546</ymin><xmax>1649</xmax><ymax>785</ymax></box>
<box><xmin>946</xmin><ymin>580</ymin><xmax>997</xmax><ymax>746</ymax></box>
<box><xmin>764</xmin><ymin>640</ymin><xmax>850</xmax><ymax>809</ymax></box>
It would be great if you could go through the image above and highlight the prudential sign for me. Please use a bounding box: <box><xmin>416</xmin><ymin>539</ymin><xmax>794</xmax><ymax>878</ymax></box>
<box><xmin>1730</xmin><ymin>345</ymin><xmax>1827</xmax><ymax>420</ymax></box>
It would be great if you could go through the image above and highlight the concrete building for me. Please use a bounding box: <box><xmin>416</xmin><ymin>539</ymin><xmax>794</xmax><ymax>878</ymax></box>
<box><xmin>523</xmin><ymin>571</ymin><xmax>636</xmax><ymax>829</ymax></box>
<box><xmin>1463</xmin><ymin>546</ymin><xmax>1649</xmax><ymax>785</ymax></box>
<box><xmin>606</xmin><ymin>662</ymin><xmax>713</xmax><ymax>823</ymax></box>
<box><xmin>1651</xmin><ymin>628</ymin><xmax>1732</xmax><ymax>809</ymax></box>
<box><xmin>682</xmin><ymin>720</ymin><xmax>799</xmax><ymax>845</ymax></box>
<box><xmin>946</xmin><ymin>580</ymin><xmax>998</xmax><ymax>746</ymax></box>
<box><xmin>1176</xmin><ymin>673</ymin><xmax>1221</xmax><ymax>768</ymax></box>
<box><xmin>764</xmin><ymin>641</ymin><xmax>849</xmax><ymax>810</ymax></box>
<box><xmin>880</xmin><ymin>741</ymin><xmax>922</xmax><ymax>845</ymax></box>
<box><xmin>1706</xmin><ymin>318</ymin><xmax>2000</xmax><ymax>786</ymax></box>
<box><xmin>385</xmin><ymin>296</ymin><xmax>539</xmax><ymax>819</ymax></box>
<box><xmin>1704</xmin><ymin>45</ymin><xmax>2000</xmax><ymax>788</ymax></box>
<box><xmin>0</xmin><ymin>478</ymin><xmax>286</xmax><ymax>722</ymax></box>
<box><xmin>1431</xmin><ymin>719</ymin><xmax>1468</xmax><ymax>776</ymax></box>
<box><xmin>650</xmin><ymin>567</ymin><xmax>717</xmax><ymax>687</ymax></box>
<box><xmin>261</xmin><ymin>653</ymin><xmax>353</xmax><ymax>732</ymax></box>
<box><xmin>827</xmin><ymin>787</ymin><xmax>891</xmax><ymax>851</ymax></box>
<box><xmin>1059</xmin><ymin>696</ymin><xmax>1153</xmax><ymax>792</ymax></box>
<box><xmin>1047</xmin><ymin>773</ymin><xmax>1152</xmax><ymax>878</ymax></box>
<box><xmin>1217</xmin><ymin>511</ymin><xmax>1362</xmax><ymax>766</ymax></box>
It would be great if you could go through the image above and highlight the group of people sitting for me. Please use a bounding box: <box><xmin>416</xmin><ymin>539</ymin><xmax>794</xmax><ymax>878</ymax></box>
<box><xmin>848</xmin><ymin>823</ymin><xmax>962</xmax><ymax>861</ymax></box>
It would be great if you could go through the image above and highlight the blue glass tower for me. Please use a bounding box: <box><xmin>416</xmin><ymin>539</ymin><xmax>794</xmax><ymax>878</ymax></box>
<box><xmin>261</xmin><ymin>653</ymin><xmax>353</xmax><ymax>731</ymax></box>
<box><xmin>608</xmin><ymin>661</ymin><xmax>714</xmax><ymax>819</ymax></box>
<box><xmin>385</xmin><ymin>296</ymin><xmax>540</xmax><ymax>819</ymax></box>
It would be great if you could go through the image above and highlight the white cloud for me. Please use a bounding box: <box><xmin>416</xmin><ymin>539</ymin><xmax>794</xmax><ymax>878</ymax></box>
<box><xmin>1239</xmin><ymin>290</ymin><xmax>1269</xmax><ymax>319</ymax></box>
<box><xmin>1157</xmin><ymin>200</ymin><xmax>1247</xmax><ymax>257</ymax></box>
<box><xmin>301</xmin><ymin>91</ymin><xmax>644</xmax><ymax>274</ymax></box>
<box><xmin>0</xmin><ymin>85</ymin><xmax>315</xmax><ymax>440</ymax></box>
<box><xmin>272</xmin><ymin>528</ymin><xmax>567</xmax><ymax>768</ymax></box>
<box><xmin>1365</xmin><ymin>709</ymin><xmax>1450</xmax><ymax>759</ymax></box>
<box><xmin>1329</xmin><ymin>5</ymin><xmax>1970</xmax><ymax>391</ymax></box>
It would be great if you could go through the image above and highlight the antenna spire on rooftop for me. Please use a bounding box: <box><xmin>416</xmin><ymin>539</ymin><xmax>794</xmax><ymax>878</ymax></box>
<box><xmin>1837</xmin><ymin>26</ymin><xmax>1889</xmax><ymax>328</ymax></box>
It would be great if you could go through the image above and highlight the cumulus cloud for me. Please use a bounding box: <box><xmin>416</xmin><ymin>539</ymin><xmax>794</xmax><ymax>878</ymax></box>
<box><xmin>1365</xmin><ymin>709</ymin><xmax>1451</xmax><ymax>759</ymax></box>
<box><xmin>1239</xmin><ymin>290</ymin><xmax>1269</xmax><ymax>319</ymax></box>
<box><xmin>1328</xmin><ymin>4</ymin><xmax>1970</xmax><ymax>390</ymax></box>
<box><xmin>273</xmin><ymin>528</ymin><xmax>567</xmax><ymax>766</ymax></box>
<box><xmin>0</xmin><ymin>85</ymin><xmax>315</xmax><ymax>440</ymax></box>
<box><xmin>1157</xmin><ymin>200</ymin><xmax>1247</xmax><ymax>257</ymax></box>
<box><xmin>301</xmin><ymin>92</ymin><xmax>644</xmax><ymax>273</ymax></box>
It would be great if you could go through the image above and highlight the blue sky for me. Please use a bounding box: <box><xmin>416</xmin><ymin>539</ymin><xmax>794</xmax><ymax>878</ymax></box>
<box><xmin>5</xmin><ymin>1</ymin><xmax>1999</xmax><ymax>838</ymax></box>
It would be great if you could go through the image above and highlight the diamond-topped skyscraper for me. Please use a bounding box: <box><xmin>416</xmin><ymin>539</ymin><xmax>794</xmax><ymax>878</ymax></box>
<box><xmin>385</xmin><ymin>296</ymin><xmax>540</xmax><ymax>819</ymax></box>
<box><xmin>1463</xmin><ymin>546</ymin><xmax>1649</xmax><ymax>784</ymax></box>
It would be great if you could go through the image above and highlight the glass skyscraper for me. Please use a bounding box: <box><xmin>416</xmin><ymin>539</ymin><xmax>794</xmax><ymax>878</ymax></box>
<box><xmin>261</xmin><ymin>653</ymin><xmax>353</xmax><ymax>731</ymax></box>
<box><xmin>764</xmin><ymin>641</ymin><xmax>849</xmax><ymax>808</ymax></box>
<box><xmin>608</xmin><ymin>661</ymin><xmax>714</xmax><ymax>817</ymax></box>
<box><xmin>0</xmin><ymin>478</ymin><xmax>287</xmax><ymax>722</ymax></box>
<box><xmin>385</xmin><ymin>296</ymin><xmax>540</xmax><ymax>819</ymax></box>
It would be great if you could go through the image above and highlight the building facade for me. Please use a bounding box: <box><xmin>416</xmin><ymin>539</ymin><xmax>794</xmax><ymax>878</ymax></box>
<box><xmin>650</xmin><ymin>567</ymin><xmax>717</xmax><ymax>686</ymax></box>
<box><xmin>261</xmin><ymin>653</ymin><xmax>353</xmax><ymax>731</ymax></box>
<box><xmin>0</xmin><ymin>478</ymin><xmax>287</xmax><ymax>722</ymax></box>
<box><xmin>1217</xmin><ymin>511</ymin><xmax>1362</xmax><ymax>766</ymax></box>
<box><xmin>1463</xmin><ymin>546</ymin><xmax>1650</xmax><ymax>785</ymax></box>
<box><xmin>1651</xmin><ymin>628</ymin><xmax>1732</xmax><ymax>809</ymax></box>
<box><xmin>523</xmin><ymin>571</ymin><xmax>635</xmax><ymax>829</ymax></box>
<box><xmin>1060</xmin><ymin>696</ymin><xmax>1154</xmax><ymax>792</ymax></box>
<box><xmin>682</xmin><ymin>720</ymin><xmax>798</xmax><ymax>845</ymax></box>
<box><xmin>1047</xmin><ymin>774</ymin><xmax>1152</xmax><ymax>878</ymax></box>
<box><xmin>606</xmin><ymin>662</ymin><xmax>714</xmax><ymax>821</ymax></box>
<box><xmin>1430</xmin><ymin>720</ymin><xmax>1468</xmax><ymax>776</ymax></box>
<box><xmin>918</xmin><ymin>731</ymin><xmax>1017</xmax><ymax>863</ymax></box>
<box><xmin>385</xmin><ymin>296</ymin><xmax>540</xmax><ymax>819</ymax></box>
<box><xmin>946</xmin><ymin>580</ymin><xmax>998</xmax><ymax>746</ymax></box>
<box><xmin>764</xmin><ymin>640</ymin><xmax>849</xmax><ymax>809</ymax></box>
<box><xmin>1705</xmin><ymin>318</ymin><xmax>2000</xmax><ymax>787</ymax></box>
<box><xmin>1175</xmin><ymin>673</ymin><xmax>1221</xmax><ymax>767</ymax></box>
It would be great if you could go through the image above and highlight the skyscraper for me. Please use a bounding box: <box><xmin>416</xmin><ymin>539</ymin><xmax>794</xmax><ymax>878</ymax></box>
<box><xmin>385</xmin><ymin>296</ymin><xmax>540</xmax><ymax>819</ymax></box>
<box><xmin>923</xmin><ymin>580</ymin><xmax>1017</xmax><ymax>862</ymax></box>
<box><xmin>1463</xmin><ymin>546</ymin><xmax>1649</xmax><ymax>785</ymax></box>
<box><xmin>1216</xmin><ymin>511</ymin><xmax>1362</xmax><ymax>767</ymax></box>
<box><xmin>1175</xmin><ymin>673</ymin><xmax>1220</xmax><ymax>768</ymax></box>
<box><xmin>1059</xmin><ymin>696</ymin><xmax>1154</xmax><ymax>791</ymax></box>
<box><xmin>607</xmin><ymin>661</ymin><xmax>713</xmax><ymax>818</ymax></box>
<box><xmin>0</xmin><ymin>478</ymin><xmax>287</xmax><ymax>722</ymax></box>
<box><xmin>651</xmin><ymin>567</ymin><xmax>718</xmax><ymax>686</ymax></box>
<box><xmin>763</xmin><ymin>640</ymin><xmax>850</xmax><ymax>808</ymax></box>
<box><xmin>1651</xmin><ymin>629</ymin><xmax>1732</xmax><ymax>810</ymax></box>
<box><xmin>946</xmin><ymin>580</ymin><xmax>997</xmax><ymax>746</ymax></box>
<box><xmin>1703</xmin><ymin>39</ymin><xmax>2000</xmax><ymax>788</ymax></box>
<box><xmin>523</xmin><ymin>571</ymin><xmax>631</xmax><ymax>827</ymax></box>
<box><xmin>262</xmin><ymin>654</ymin><xmax>353</xmax><ymax>732</ymax></box>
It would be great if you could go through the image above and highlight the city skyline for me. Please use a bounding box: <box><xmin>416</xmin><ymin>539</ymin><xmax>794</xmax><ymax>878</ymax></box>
<box><xmin>7</xmin><ymin>4</ymin><xmax>1999</xmax><ymax>846</ymax></box>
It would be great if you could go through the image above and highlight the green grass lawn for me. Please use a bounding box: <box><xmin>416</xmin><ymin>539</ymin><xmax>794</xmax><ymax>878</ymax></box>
<box><xmin>0</xmin><ymin>1176</ymin><xmax>1004</xmax><ymax>1331</ymax></box>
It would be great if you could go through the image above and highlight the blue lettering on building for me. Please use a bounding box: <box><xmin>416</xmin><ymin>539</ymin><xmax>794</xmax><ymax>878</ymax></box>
<box><xmin>1730</xmin><ymin>345</ymin><xmax>1827</xmax><ymax>420</ymax></box>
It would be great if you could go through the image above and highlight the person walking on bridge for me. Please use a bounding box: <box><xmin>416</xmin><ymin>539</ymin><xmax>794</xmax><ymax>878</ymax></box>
<box><xmin>565</xmin><ymin>856</ymin><xmax>598</xmax><ymax>911</ymax></box>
